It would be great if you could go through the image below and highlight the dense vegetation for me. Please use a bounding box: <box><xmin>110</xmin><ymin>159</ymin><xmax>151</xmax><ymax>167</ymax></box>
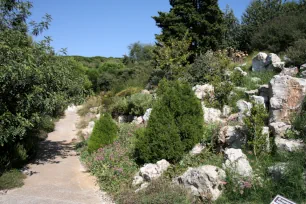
<box><xmin>0</xmin><ymin>0</ymin><xmax>90</xmax><ymax>172</ymax></box>
<box><xmin>2</xmin><ymin>0</ymin><xmax>306</xmax><ymax>203</ymax></box>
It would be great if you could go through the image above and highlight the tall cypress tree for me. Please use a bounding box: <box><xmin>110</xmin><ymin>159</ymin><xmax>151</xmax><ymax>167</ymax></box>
<box><xmin>153</xmin><ymin>0</ymin><xmax>224</xmax><ymax>55</ymax></box>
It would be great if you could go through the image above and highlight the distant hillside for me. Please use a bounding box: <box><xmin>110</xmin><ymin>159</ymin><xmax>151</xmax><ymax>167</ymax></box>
<box><xmin>71</xmin><ymin>56</ymin><xmax>123</xmax><ymax>69</ymax></box>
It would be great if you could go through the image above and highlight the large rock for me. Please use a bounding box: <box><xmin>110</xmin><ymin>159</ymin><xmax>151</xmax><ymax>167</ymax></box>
<box><xmin>258</xmin><ymin>84</ymin><xmax>269</xmax><ymax>103</ymax></box>
<box><xmin>218</xmin><ymin>126</ymin><xmax>246</xmax><ymax>148</ymax></box>
<box><xmin>269</xmin><ymin>75</ymin><xmax>306</xmax><ymax>123</ymax></box>
<box><xmin>132</xmin><ymin>160</ymin><xmax>170</xmax><ymax>188</ymax></box>
<box><xmin>82</xmin><ymin>121</ymin><xmax>95</xmax><ymax>139</ymax></box>
<box><xmin>252</xmin><ymin>52</ymin><xmax>268</xmax><ymax>72</ymax></box>
<box><xmin>301</xmin><ymin>70</ymin><xmax>306</xmax><ymax>79</ymax></box>
<box><xmin>266</xmin><ymin>53</ymin><xmax>285</xmax><ymax>71</ymax></box>
<box><xmin>269</xmin><ymin>122</ymin><xmax>292</xmax><ymax>138</ymax></box>
<box><xmin>275</xmin><ymin>137</ymin><xmax>305</xmax><ymax>152</ymax></box>
<box><xmin>176</xmin><ymin>165</ymin><xmax>226</xmax><ymax>201</ymax></box>
<box><xmin>192</xmin><ymin>84</ymin><xmax>214</xmax><ymax>100</ymax></box>
<box><xmin>132</xmin><ymin>116</ymin><xmax>144</xmax><ymax>125</ymax></box>
<box><xmin>202</xmin><ymin>103</ymin><xmax>223</xmax><ymax>124</ymax></box>
<box><xmin>236</xmin><ymin>100</ymin><xmax>252</xmax><ymax>122</ymax></box>
<box><xmin>223</xmin><ymin>148</ymin><xmax>253</xmax><ymax>178</ymax></box>
<box><xmin>268</xmin><ymin>162</ymin><xmax>288</xmax><ymax>181</ymax></box>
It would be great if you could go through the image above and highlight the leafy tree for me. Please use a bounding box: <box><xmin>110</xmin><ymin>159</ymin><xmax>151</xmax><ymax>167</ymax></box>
<box><xmin>135</xmin><ymin>80</ymin><xmax>204</xmax><ymax>163</ymax></box>
<box><xmin>128</xmin><ymin>42</ymin><xmax>154</xmax><ymax>62</ymax></box>
<box><xmin>251</xmin><ymin>12</ymin><xmax>306</xmax><ymax>53</ymax></box>
<box><xmin>222</xmin><ymin>5</ymin><xmax>241</xmax><ymax>49</ymax></box>
<box><xmin>153</xmin><ymin>0</ymin><xmax>224</xmax><ymax>55</ymax></box>
<box><xmin>0</xmin><ymin>0</ymin><xmax>90</xmax><ymax>170</ymax></box>
<box><xmin>286</xmin><ymin>38</ymin><xmax>306</xmax><ymax>66</ymax></box>
<box><xmin>153</xmin><ymin>36</ymin><xmax>192</xmax><ymax>80</ymax></box>
<box><xmin>240</xmin><ymin>0</ymin><xmax>283</xmax><ymax>51</ymax></box>
<box><xmin>244</xmin><ymin>102</ymin><xmax>269</xmax><ymax>159</ymax></box>
<box><xmin>88</xmin><ymin>113</ymin><xmax>118</xmax><ymax>153</ymax></box>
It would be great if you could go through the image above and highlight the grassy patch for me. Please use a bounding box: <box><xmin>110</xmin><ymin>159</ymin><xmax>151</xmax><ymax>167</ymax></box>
<box><xmin>216</xmin><ymin>151</ymin><xmax>306</xmax><ymax>204</ymax></box>
<box><xmin>79</xmin><ymin>123</ymin><xmax>139</xmax><ymax>193</ymax></box>
<box><xmin>116</xmin><ymin>179</ymin><xmax>194</xmax><ymax>204</ymax></box>
<box><xmin>0</xmin><ymin>169</ymin><xmax>26</xmax><ymax>190</ymax></box>
<box><xmin>78</xmin><ymin>95</ymin><xmax>102</xmax><ymax>116</ymax></box>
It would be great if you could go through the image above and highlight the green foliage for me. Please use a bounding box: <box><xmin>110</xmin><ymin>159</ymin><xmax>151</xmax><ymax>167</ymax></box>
<box><xmin>188</xmin><ymin>50</ymin><xmax>234</xmax><ymax>109</ymax></box>
<box><xmin>0</xmin><ymin>1</ymin><xmax>90</xmax><ymax>171</ymax></box>
<box><xmin>80</xmin><ymin>124</ymin><xmax>138</xmax><ymax>193</ymax></box>
<box><xmin>243</xmin><ymin>102</ymin><xmax>269</xmax><ymax>158</ymax></box>
<box><xmin>88</xmin><ymin>113</ymin><xmax>118</xmax><ymax>153</ymax></box>
<box><xmin>135</xmin><ymin>100</ymin><xmax>184</xmax><ymax>163</ymax></box>
<box><xmin>116</xmin><ymin>179</ymin><xmax>194</xmax><ymax>204</ymax></box>
<box><xmin>39</xmin><ymin>116</ymin><xmax>55</xmax><ymax>133</ymax></box>
<box><xmin>128</xmin><ymin>42</ymin><xmax>154</xmax><ymax>62</ymax></box>
<box><xmin>286</xmin><ymin>38</ymin><xmax>306</xmax><ymax>66</ymax></box>
<box><xmin>77</xmin><ymin>95</ymin><xmax>103</xmax><ymax>116</ymax></box>
<box><xmin>115</xmin><ymin>87</ymin><xmax>142</xmax><ymax>97</ymax></box>
<box><xmin>216</xmin><ymin>151</ymin><xmax>306</xmax><ymax>204</ymax></box>
<box><xmin>240</xmin><ymin>0</ymin><xmax>284</xmax><ymax>51</ymax></box>
<box><xmin>240</xmin><ymin>0</ymin><xmax>305</xmax><ymax>52</ymax></box>
<box><xmin>222</xmin><ymin>5</ymin><xmax>241</xmax><ymax>49</ymax></box>
<box><xmin>110</xmin><ymin>93</ymin><xmax>153</xmax><ymax>117</ymax></box>
<box><xmin>0</xmin><ymin>169</ymin><xmax>26</xmax><ymax>190</ymax></box>
<box><xmin>135</xmin><ymin>80</ymin><xmax>204</xmax><ymax>163</ymax></box>
<box><xmin>288</xmin><ymin>98</ymin><xmax>306</xmax><ymax>141</ymax></box>
<box><xmin>153</xmin><ymin>0</ymin><xmax>224</xmax><ymax>55</ymax></box>
<box><xmin>251</xmin><ymin>12</ymin><xmax>306</xmax><ymax>53</ymax></box>
<box><xmin>154</xmin><ymin>36</ymin><xmax>192</xmax><ymax>79</ymax></box>
<box><xmin>98</xmin><ymin>61</ymin><xmax>125</xmax><ymax>72</ymax></box>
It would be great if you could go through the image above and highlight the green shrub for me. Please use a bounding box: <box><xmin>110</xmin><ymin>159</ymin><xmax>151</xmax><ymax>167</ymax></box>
<box><xmin>216</xmin><ymin>151</ymin><xmax>306</xmax><ymax>204</ymax></box>
<box><xmin>135</xmin><ymin>100</ymin><xmax>184</xmax><ymax>163</ymax></box>
<box><xmin>109</xmin><ymin>97</ymin><xmax>129</xmax><ymax>116</ymax></box>
<box><xmin>0</xmin><ymin>169</ymin><xmax>26</xmax><ymax>190</ymax></box>
<box><xmin>115</xmin><ymin>87</ymin><xmax>142</xmax><ymax>97</ymax></box>
<box><xmin>116</xmin><ymin>179</ymin><xmax>194</xmax><ymax>204</ymax></box>
<box><xmin>39</xmin><ymin>116</ymin><xmax>55</xmax><ymax>132</ymax></box>
<box><xmin>81</xmin><ymin>124</ymin><xmax>138</xmax><ymax>193</ymax></box>
<box><xmin>87</xmin><ymin>113</ymin><xmax>118</xmax><ymax>153</ymax></box>
<box><xmin>135</xmin><ymin>80</ymin><xmax>204</xmax><ymax>163</ymax></box>
<box><xmin>244</xmin><ymin>102</ymin><xmax>269</xmax><ymax>158</ymax></box>
<box><xmin>286</xmin><ymin>39</ymin><xmax>306</xmax><ymax>66</ymax></box>
<box><xmin>128</xmin><ymin>93</ymin><xmax>153</xmax><ymax>116</ymax></box>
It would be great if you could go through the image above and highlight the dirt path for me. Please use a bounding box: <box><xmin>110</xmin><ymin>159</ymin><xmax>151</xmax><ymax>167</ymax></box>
<box><xmin>0</xmin><ymin>107</ymin><xmax>113</xmax><ymax>204</ymax></box>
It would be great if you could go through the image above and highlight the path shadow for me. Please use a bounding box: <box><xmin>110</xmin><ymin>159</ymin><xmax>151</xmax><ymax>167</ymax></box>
<box><xmin>30</xmin><ymin>140</ymin><xmax>76</xmax><ymax>165</ymax></box>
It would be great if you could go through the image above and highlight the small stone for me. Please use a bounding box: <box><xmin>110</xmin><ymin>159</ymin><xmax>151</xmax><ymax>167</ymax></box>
<box><xmin>250</xmin><ymin>95</ymin><xmax>266</xmax><ymax>108</ymax></box>
<box><xmin>234</xmin><ymin>67</ymin><xmax>248</xmax><ymax>76</ymax></box>
<box><xmin>223</xmin><ymin>148</ymin><xmax>253</xmax><ymax>178</ymax></box>
<box><xmin>251</xmin><ymin>77</ymin><xmax>261</xmax><ymax>83</ymax></box>
<box><xmin>190</xmin><ymin>143</ymin><xmax>206</xmax><ymax>156</ymax></box>
<box><xmin>222</xmin><ymin>105</ymin><xmax>232</xmax><ymax>118</ymax></box>
<box><xmin>280</xmin><ymin>67</ymin><xmax>299</xmax><ymax>76</ymax></box>
<box><xmin>192</xmin><ymin>84</ymin><xmax>215</xmax><ymax>100</ymax></box>
<box><xmin>300</xmin><ymin>64</ymin><xmax>306</xmax><ymax>71</ymax></box>
<box><xmin>245</xmin><ymin>90</ymin><xmax>259</xmax><ymax>99</ymax></box>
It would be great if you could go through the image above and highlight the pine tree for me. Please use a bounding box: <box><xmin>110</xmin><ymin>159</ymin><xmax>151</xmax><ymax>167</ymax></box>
<box><xmin>153</xmin><ymin>0</ymin><xmax>224</xmax><ymax>56</ymax></box>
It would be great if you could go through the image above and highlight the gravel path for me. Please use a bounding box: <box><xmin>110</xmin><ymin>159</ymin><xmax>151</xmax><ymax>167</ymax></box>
<box><xmin>0</xmin><ymin>107</ymin><xmax>113</xmax><ymax>204</ymax></box>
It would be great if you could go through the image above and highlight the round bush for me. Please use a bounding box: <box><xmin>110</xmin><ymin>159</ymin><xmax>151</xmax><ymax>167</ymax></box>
<box><xmin>135</xmin><ymin>80</ymin><xmax>204</xmax><ymax>163</ymax></box>
<box><xmin>88</xmin><ymin>113</ymin><xmax>118</xmax><ymax>153</ymax></box>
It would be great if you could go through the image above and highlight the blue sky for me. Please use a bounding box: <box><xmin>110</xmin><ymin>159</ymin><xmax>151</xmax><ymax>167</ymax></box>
<box><xmin>30</xmin><ymin>0</ymin><xmax>251</xmax><ymax>57</ymax></box>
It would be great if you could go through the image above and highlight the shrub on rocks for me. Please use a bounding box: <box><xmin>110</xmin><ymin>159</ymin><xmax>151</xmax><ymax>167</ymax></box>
<box><xmin>88</xmin><ymin>113</ymin><xmax>118</xmax><ymax>153</ymax></box>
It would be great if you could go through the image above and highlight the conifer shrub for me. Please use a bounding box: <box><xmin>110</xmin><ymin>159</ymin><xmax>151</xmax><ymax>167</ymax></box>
<box><xmin>135</xmin><ymin>80</ymin><xmax>204</xmax><ymax>163</ymax></box>
<box><xmin>88</xmin><ymin>113</ymin><xmax>118</xmax><ymax>153</ymax></box>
